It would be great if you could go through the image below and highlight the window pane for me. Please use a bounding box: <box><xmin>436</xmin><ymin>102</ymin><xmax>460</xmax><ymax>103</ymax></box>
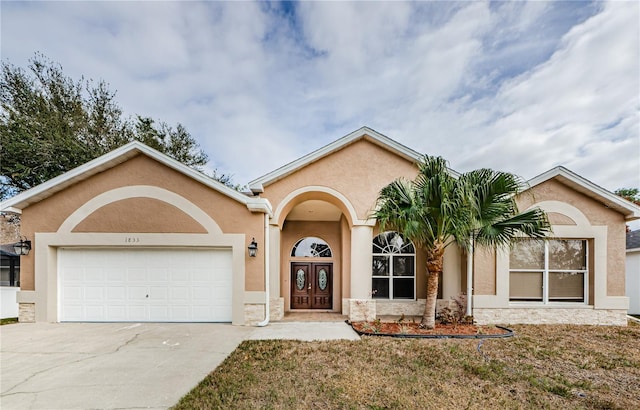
<box><xmin>372</xmin><ymin>256</ymin><xmax>389</xmax><ymax>276</ymax></box>
<box><xmin>373</xmin><ymin>232</ymin><xmax>414</xmax><ymax>254</ymax></box>
<box><xmin>291</xmin><ymin>237</ymin><xmax>332</xmax><ymax>257</ymax></box>
<box><xmin>549</xmin><ymin>240</ymin><xmax>586</xmax><ymax>270</ymax></box>
<box><xmin>510</xmin><ymin>240</ymin><xmax>544</xmax><ymax>269</ymax></box>
<box><xmin>393</xmin><ymin>256</ymin><xmax>414</xmax><ymax>276</ymax></box>
<box><xmin>509</xmin><ymin>271</ymin><xmax>543</xmax><ymax>301</ymax></box>
<box><xmin>0</xmin><ymin>266</ymin><xmax>10</xmax><ymax>286</ymax></box>
<box><xmin>549</xmin><ymin>272</ymin><xmax>584</xmax><ymax>302</ymax></box>
<box><xmin>393</xmin><ymin>278</ymin><xmax>414</xmax><ymax>299</ymax></box>
<box><xmin>372</xmin><ymin>278</ymin><xmax>389</xmax><ymax>298</ymax></box>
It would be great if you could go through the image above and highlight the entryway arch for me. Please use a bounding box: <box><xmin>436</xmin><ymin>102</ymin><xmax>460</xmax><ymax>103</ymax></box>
<box><xmin>275</xmin><ymin>189</ymin><xmax>356</xmax><ymax>313</ymax></box>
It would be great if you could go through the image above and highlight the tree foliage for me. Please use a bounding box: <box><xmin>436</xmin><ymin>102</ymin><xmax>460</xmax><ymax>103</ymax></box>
<box><xmin>614</xmin><ymin>188</ymin><xmax>640</xmax><ymax>205</ymax></box>
<box><xmin>0</xmin><ymin>54</ymin><xmax>217</xmax><ymax>200</ymax></box>
<box><xmin>374</xmin><ymin>156</ymin><xmax>550</xmax><ymax>328</ymax></box>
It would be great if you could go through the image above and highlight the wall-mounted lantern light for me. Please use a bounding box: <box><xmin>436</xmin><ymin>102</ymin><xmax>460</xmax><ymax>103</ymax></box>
<box><xmin>13</xmin><ymin>236</ymin><xmax>32</xmax><ymax>256</ymax></box>
<box><xmin>248</xmin><ymin>238</ymin><xmax>258</xmax><ymax>257</ymax></box>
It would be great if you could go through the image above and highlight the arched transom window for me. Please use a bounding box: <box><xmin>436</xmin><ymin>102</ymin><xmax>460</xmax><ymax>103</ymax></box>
<box><xmin>372</xmin><ymin>231</ymin><xmax>415</xmax><ymax>300</ymax></box>
<box><xmin>291</xmin><ymin>237</ymin><xmax>333</xmax><ymax>258</ymax></box>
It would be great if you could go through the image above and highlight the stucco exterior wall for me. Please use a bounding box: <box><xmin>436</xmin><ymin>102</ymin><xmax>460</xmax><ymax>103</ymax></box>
<box><xmin>261</xmin><ymin>138</ymin><xmax>419</xmax><ymax>223</ymax></box>
<box><xmin>18</xmin><ymin>154</ymin><xmax>265</xmax><ymax>293</ymax></box>
<box><xmin>72</xmin><ymin>197</ymin><xmax>207</xmax><ymax>233</ymax></box>
<box><xmin>472</xmin><ymin>177</ymin><xmax>630</xmax><ymax>323</ymax></box>
<box><xmin>517</xmin><ymin>179</ymin><xmax>627</xmax><ymax>296</ymax></box>
<box><xmin>474</xmin><ymin>248</ymin><xmax>496</xmax><ymax>295</ymax></box>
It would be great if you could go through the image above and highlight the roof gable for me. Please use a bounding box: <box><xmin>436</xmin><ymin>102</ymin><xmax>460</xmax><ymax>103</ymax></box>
<box><xmin>527</xmin><ymin>166</ymin><xmax>640</xmax><ymax>221</ymax></box>
<box><xmin>248</xmin><ymin>126</ymin><xmax>424</xmax><ymax>193</ymax></box>
<box><xmin>1</xmin><ymin>141</ymin><xmax>270</xmax><ymax>214</ymax></box>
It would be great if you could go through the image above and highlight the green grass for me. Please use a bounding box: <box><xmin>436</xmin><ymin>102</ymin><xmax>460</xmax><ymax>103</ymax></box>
<box><xmin>0</xmin><ymin>317</ymin><xmax>18</xmax><ymax>325</ymax></box>
<box><xmin>173</xmin><ymin>322</ymin><xmax>640</xmax><ymax>409</ymax></box>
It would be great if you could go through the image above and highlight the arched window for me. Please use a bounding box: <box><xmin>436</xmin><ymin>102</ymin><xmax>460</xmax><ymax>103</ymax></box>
<box><xmin>291</xmin><ymin>237</ymin><xmax>332</xmax><ymax>258</ymax></box>
<box><xmin>372</xmin><ymin>231</ymin><xmax>415</xmax><ymax>300</ymax></box>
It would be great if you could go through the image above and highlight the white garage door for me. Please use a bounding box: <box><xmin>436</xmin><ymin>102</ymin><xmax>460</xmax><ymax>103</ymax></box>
<box><xmin>59</xmin><ymin>248</ymin><xmax>232</xmax><ymax>322</ymax></box>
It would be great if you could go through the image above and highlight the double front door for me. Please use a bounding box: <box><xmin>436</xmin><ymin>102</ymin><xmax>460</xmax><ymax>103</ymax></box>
<box><xmin>291</xmin><ymin>263</ymin><xmax>332</xmax><ymax>309</ymax></box>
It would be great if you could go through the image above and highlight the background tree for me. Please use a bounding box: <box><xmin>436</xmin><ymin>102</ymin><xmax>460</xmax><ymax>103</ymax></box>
<box><xmin>614</xmin><ymin>188</ymin><xmax>640</xmax><ymax>205</ymax></box>
<box><xmin>0</xmin><ymin>54</ymin><xmax>224</xmax><ymax>200</ymax></box>
<box><xmin>374</xmin><ymin>156</ymin><xmax>550</xmax><ymax>328</ymax></box>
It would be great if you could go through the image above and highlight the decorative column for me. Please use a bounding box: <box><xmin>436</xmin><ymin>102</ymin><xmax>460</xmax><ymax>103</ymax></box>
<box><xmin>268</xmin><ymin>223</ymin><xmax>284</xmax><ymax>320</ymax></box>
<box><xmin>349</xmin><ymin>224</ymin><xmax>375</xmax><ymax>321</ymax></box>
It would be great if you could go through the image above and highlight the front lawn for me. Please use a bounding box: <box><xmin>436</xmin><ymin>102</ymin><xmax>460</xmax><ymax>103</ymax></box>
<box><xmin>174</xmin><ymin>322</ymin><xmax>640</xmax><ymax>409</ymax></box>
<box><xmin>0</xmin><ymin>317</ymin><xmax>18</xmax><ymax>325</ymax></box>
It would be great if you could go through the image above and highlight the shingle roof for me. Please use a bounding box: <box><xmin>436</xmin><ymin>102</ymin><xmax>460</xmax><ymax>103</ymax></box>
<box><xmin>627</xmin><ymin>229</ymin><xmax>640</xmax><ymax>250</ymax></box>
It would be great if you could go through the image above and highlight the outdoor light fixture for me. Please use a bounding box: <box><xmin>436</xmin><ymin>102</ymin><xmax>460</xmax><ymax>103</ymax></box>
<box><xmin>248</xmin><ymin>238</ymin><xmax>258</xmax><ymax>257</ymax></box>
<box><xmin>13</xmin><ymin>236</ymin><xmax>32</xmax><ymax>256</ymax></box>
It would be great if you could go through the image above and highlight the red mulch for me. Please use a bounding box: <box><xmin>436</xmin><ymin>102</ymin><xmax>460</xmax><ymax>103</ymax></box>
<box><xmin>350</xmin><ymin>321</ymin><xmax>510</xmax><ymax>337</ymax></box>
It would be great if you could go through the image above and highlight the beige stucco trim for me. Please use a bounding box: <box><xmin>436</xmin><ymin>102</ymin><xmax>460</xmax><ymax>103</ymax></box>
<box><xmin>248</xmin><ymin>127</ymin><xmax>425</xmax><ymax>192</ymax></box>
<box><xmin>58</xmin><ymin>185</ymin><xmax>223</xmax><ymax>235</ymax></box>
<box><xmin>269</xmin><ymin>225</ymin><xmax>281</xmax><ymax>297</ymax></box>
<box><xmin>244</xmin><ymin>291</ymin><xmax>266</xmax><ymax>304</ymax></box>
<box><xmin>474</xmin><ymin>200</ymin><xmax>628</xmax><ymax>310</ymax></box>
<box><xmin>350</xmin><ymin>225</ymin><xmax>373</xmax><ymax>299</ymax></box>
<box><xmin>272</xmin><ymin>186</ymin><xmax>370</xmax><ymax>228</ymax></box>
<box><xmin>21</xmin><ymin>231</ymin><xmax>247</xmax><ymax>324</ymax></box>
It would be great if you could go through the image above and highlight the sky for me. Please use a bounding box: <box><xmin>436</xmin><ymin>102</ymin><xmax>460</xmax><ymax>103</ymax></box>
<box><xmin>1</xmin><ymin>0</ymin><xmax>639</xmax><ymax>194</ymax></box>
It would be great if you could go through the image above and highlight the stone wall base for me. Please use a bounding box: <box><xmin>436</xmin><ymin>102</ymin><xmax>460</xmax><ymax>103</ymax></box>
<box><xmin>244</xmin><ymin>299</ymin><xmax>284</xmax><ymax>325</ymax></box>
<box><xmin>348</xmin><ymin>299</ymin><xmax>376</xmax><ymax>321</ymax></box>
<box><xmin>18</xmin><ymin>303</ymin><xmax>35</xmax><ymax>323</ymax></box>
<box><xmin>243</xmin><ymin>304</ymin><xmax>265</xmax><ymax>326</ymax></box>
<box><xmin>270</xmin><ymin>298</ymin><xmax>284</xmax><ymax>321</ymax></box>
<box><xmin>473</xmin><ymin>308</ymin><xmax>628</xmax><ymax>326</ymax></box>
<box><xmin>345</xmin><ymin>299</ymin><xmax>459</xmax><ymax>322</ymax></box>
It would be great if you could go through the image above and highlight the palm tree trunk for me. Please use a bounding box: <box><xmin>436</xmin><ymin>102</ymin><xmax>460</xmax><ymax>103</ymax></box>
<box><xmin>421</xmin><ymin>243</ymin><xmax>445</xmax><ymax>329</ymax></box>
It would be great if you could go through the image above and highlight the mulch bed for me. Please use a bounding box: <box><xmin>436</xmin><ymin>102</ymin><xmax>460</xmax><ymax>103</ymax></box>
<box><xmin>349</xmin><ymin>320</ymin><xmax>513</xmax><ymax>339</ymax></box>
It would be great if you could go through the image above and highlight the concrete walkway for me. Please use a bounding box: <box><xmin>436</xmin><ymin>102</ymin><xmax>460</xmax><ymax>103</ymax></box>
<box><xmin>0</xmin><ymin>321</ymin><xmax>358</xmax><ymax>410</ymax></box>
<box><xmin>248</xmin><ymin>321</ymin><xmax>360</xmax><ymax>341</ymax></box>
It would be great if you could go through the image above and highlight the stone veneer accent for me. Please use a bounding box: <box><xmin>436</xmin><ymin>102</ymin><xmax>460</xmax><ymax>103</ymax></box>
<box><xmin>346</xmin><ymin>299</ymin><xmax>460</xmax><ymax>321</ymax></box>
<box><xmin>270</xmin><ymin>298</ymin><xmax>284</xmax><ymax>321</ymax></box>
<box><xmin>18</xmin><ymin>303</ymin><xmax>35</xmax><ymax>323</ymax></box>
<box><xmin>243</xmin><ymin>304</ymin><xmax>265</xmax><ymax>325</ymax></box>
<box><xmin>473</xmin><ymin>308</ymin><xmax>628</xmax><ymax>326</ymax></box>
<box><xmin>348</xmin><ymin>299</ymin><xmax>376</xmax><ymax>322</ymax></box>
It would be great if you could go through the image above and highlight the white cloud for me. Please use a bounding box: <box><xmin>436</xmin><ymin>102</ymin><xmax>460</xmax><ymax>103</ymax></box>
<box><xmin>1</xmin><ymin>0</ymin><xmax>638</xmax><ymax>190</ymax></box>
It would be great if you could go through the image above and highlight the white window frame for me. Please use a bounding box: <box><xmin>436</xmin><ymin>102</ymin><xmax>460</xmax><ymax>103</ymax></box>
<box><xmin>372</xmin><ymin>232</ymin><xmax>416</xmax><ymax>301</ymax></box>
<box><xmin>509</xmin><ymin>239</ymin><xmax>589</xmax><ymax>305</ymax></box>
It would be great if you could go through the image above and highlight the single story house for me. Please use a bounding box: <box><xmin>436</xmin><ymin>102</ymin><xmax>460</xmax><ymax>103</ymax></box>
<box><xmin>1</xmin><ymin>127</ymin><xmax>638</xmax><ymax>325</ymax></box>
<box><xmin>626</xmin><ymin>229</ymin><xmax>640</xmax><ymax>315</ymax></box>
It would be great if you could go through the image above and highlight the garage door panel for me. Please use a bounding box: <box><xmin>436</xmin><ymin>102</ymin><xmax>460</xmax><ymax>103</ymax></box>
<box><xmin>107</xmin><ymin>287</ymin><xmax>126</xmax><ymax>300</ymax></box>
<box><xmin>171</xmin><ymin>270</ymin><xmax>190</xmax><ymax>282</ymax></box>
<box><xmin>106</xmin><ymin>306</ymin><xmax>126</xmax><ymax>321</ymax></box>
<box><xmin>106</xmin><ymin>268</ymin><xmax>126</xmax><ymax>282</ymax></box>
<box><xmin>85</xmin><ymin>286</ymin><xmax>105</xmax><ymax>301</ymax></box>
<box><xmin>127</xmin><ymin>268</ymin><xmax>147</xmax><ymax>282</ymax></box>
<box><xmin>59</xmin><ymin>248</ymin><xmax>233</xmax><ymax>322</ymax></box>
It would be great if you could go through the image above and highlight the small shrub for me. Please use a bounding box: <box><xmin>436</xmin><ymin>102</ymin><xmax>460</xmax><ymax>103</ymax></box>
<box><xmin>436</xmin><ymin>294</ymin><xmax>474</xmax><ymax>327</ymax></box>
<box><xmin>372</xmin><ymin>318</ymin><xmax>382</xmax><ymax>334</ymax></box>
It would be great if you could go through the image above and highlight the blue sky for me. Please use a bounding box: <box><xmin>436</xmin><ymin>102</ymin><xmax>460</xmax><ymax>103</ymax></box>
<box><xmin>2</xmin><ymin>1</ymin><xmax>638</xmax><ymax>194</ymax></box>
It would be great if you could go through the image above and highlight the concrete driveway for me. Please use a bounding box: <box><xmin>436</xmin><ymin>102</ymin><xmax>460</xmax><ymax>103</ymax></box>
<box><xmin>0</xmin><ymin>322</ymin><xmax>254</xmax><ymax>410</ymax></box>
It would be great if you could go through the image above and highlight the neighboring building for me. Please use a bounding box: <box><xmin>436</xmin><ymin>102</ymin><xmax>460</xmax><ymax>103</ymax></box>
<box><xmin>1</xmin><ymin>243</ymin><xmax>21</xmax><ymax>318</ymax></box>
<box><xmin>626</xmin><ymin>229</ymin><xmax>640</xmax><ymax>315</ymax></box>
<box><xmin>0</xmin><ymin>244</ymin><xmax>20</xmax><ymax>287</ymax></box>
<box><xmin>1</xmin><ymin>127</ymin><xmax>638</xmax><ymax>325</ymax></box>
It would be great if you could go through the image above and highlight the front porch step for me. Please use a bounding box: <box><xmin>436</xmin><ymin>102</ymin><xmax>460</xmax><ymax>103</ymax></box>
<box><xmin>280</xmin><ymin>312</ymin><xmax>348</xmax><ymax>322</ymax></box>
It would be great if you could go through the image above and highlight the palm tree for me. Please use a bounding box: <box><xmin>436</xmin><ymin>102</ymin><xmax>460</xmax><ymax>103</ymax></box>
<box><xmin>374</xmin><ymin>156</ymin><xmax>550</xmax><ymax>328</ymax></box>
